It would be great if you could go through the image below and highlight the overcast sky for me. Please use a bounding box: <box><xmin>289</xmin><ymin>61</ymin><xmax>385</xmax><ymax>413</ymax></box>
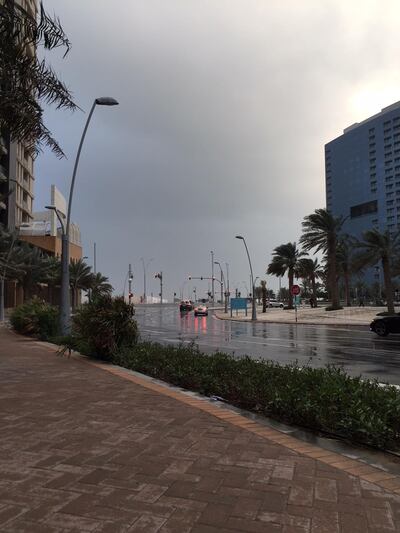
<box><xmin>35</xmin><ymin>0</ymin><xmax>400</xmax><ymax>300</ymax></box>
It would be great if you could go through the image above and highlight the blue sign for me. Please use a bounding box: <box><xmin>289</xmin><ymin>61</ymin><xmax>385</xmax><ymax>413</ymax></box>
<box><xmin>231</xmin><ymin>297</ymin><xmax>248</xmax><ymax>310</ymax></box>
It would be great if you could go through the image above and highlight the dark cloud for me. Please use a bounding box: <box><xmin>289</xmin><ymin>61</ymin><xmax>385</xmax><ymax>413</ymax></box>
<box><xmin>36</xmin><ymin>0</ymin><xmax>400</xmax><ymax>298</ymax></box>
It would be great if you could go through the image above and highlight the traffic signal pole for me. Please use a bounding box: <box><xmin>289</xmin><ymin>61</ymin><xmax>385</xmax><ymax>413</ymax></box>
<box><xmin>128</xmin><ymin>264</ymin><xmax>133</xmax><ymax>304</ymax></box>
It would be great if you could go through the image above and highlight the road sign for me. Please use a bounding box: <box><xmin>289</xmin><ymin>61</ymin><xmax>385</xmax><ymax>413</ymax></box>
<box><xmin>230</xmin><ymin>297</ymin><xmax>248</xmax><ymax>317</ymax></box>
<box><xmin>291</xmin><ymin>284</ymin><xmax>300</xmax><ymax>296</ymax></box>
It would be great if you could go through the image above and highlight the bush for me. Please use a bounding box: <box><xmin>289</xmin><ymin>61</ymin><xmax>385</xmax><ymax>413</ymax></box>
<box><xmin>72</xmin><ymin>295</ymin><xmax>138</xmax><ymax>361</ymax></box>
<box><xmin>10</xmin><ymin>298</ymin><xmax>59</xmax><ymax>340</ymax></box>
<box><xmin>114</xmin><ymin>342</ymin><xmax>400</xmax><ymax>451</ymax></box>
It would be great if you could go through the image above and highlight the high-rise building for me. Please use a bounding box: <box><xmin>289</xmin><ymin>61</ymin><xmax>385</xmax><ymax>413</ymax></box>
<box><xmin>326</xmin><ymin>101</ymin><xmax>400</xmax><ymax>238</ymax></box>
<box><xmin>0</xmin><ymin>0</ymin><xmax>37</xmax><ymax>231</ymax></box>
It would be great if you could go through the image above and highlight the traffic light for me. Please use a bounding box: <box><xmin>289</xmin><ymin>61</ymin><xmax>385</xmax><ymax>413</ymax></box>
<box><xmin>200</xmin><ymin>276</ymin><xmax>203</xmax><ymax>280</ymax></box>
<box><xmin>188</xmin><ymin>276</ymin><xmax>192</xmax><ymax>280</ymax></box>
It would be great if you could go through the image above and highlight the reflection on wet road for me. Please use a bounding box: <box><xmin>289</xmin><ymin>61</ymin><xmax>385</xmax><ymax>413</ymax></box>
<box><xmin>135</xmin><ymin>306</ymin><xmax>400</xmax><ymax>385</ymax></box>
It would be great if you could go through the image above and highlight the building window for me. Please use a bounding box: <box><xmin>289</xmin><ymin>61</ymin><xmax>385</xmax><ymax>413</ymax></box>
<box><xmin>385</xmin><ymin>160</ymin><xmax>393</xmax><ymax>165</ymax></box>
<box><xmin>384</xmin><ymin>128</ymin><xmax>392</xmax><ymax>134</ymax></box>
<box><xmin>387</xmin><ymin>200</ymin><xmax>394</xmax><ymax>206</ymax></box>
<box><xmin>350</xmin><ymin>200</ymin><xmax>378</xmax><ymax>218</ymax></box>
<box><xmin>384</xmin><ymin>136</ymin><xmax>392</xmax><ymax>142</ymax></box>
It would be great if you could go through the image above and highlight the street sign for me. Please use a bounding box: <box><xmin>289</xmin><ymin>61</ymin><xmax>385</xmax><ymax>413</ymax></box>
<box><xmin>230</xmin><ymin>297</ymin><xmax>248</xmax><ymax>317</ymax></box>
<box><xmin>291</xmin><ymin>284</ymin><xmax>300</xmax><ymax>296</ymax></box>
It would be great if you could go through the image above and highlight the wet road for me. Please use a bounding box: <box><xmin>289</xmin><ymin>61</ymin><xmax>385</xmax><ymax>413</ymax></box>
<box><xmin>135</xmin><ymin>305</ymin><xmax>400</xmax><ymax>385</ymax></box>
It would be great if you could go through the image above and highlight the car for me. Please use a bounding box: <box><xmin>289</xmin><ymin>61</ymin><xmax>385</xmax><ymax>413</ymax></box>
<box><xmin>267</xmin><ymin>300</ymin><xmax>284</xmax><ymax>308</ymax></box>
<box><xmin>370</xmin><ymin>314</ymin><xmax>400</xmax><ymax>336</ymax></box>
<box><xmin>179</xmin><ymin>300</ymin><xmax>193</xmax><ymax>312</ymax></box>
<box><xmin>194</xmin><ymin>305</ymin><xmax>208</xmax><ymax>317</ymax></box>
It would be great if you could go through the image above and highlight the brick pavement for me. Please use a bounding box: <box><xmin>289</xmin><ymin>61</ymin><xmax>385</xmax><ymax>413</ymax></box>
<box><xmin>1</xmin><ymin>328</ymin><xmax>400</xmax><ymax>532</ymax></box>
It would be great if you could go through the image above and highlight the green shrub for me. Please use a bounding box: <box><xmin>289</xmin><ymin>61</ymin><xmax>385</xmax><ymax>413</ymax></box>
<box><xmin>72</xmin><ymin>295</ymin><xmax>138</xmax><ymax>361</ymax></box>
<box><xmin>10</xmin><ymin>297</ymin><xmax>59</xmax><ymax>340</ymax></box>
<box><xmin>114</xmin><ymin>342</ymin><xmax>400</xmax><ymax>451</ymax></box>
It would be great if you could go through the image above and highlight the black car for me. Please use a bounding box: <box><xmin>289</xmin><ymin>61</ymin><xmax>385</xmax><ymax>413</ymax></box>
<box><xmin>370</xmin><ymin>314</ymin><xmax>400</xmax><ymax>336</ymax></box>
<box><xmin>179</xmin><ymin>300</ymin><xmax>193</xmax><ymax>312</ymax></box>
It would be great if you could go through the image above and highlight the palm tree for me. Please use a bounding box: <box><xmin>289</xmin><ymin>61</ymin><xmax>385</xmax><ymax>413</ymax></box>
<box><xmin>297</xmin><ymin>257</ymin><xmax>323</xmax><ymax>307</ymax></box>
<box><xmin>300</xmin><ymin>208</ymin><xmax>344</xmax><ymax>310</ymax></box>
<box><xmin>354</xmin><ymin>229</ymin><xmax>400</xmax><ymax>314</ymax></box>
<box><xmin>90</xmin><ymin>272</ymin><xmax>113</xmax><ymax>300</ymax></box>
<box><xmin>336</xmin><ymin>235</ymin><xmax>362</xmax><ymax>307</ymax></box>
<box><xmin>69</xmin><ymin>259</ymin><xmax>92</xmax><ymax>309</ymax></box>
<box><xmin>0</xmin><ymin>0</ymin><xmax>77</xmax><ymax>157</ymax></box>
<box><xmin>0</xmin><ymin>228</ymin><xmax>27</xmax><ymax>320</ymax></box>
<box><xmin>18</xmin><ymin>244</ymin><xmax>55</xmax><ymax>300</ymax></box>
<box><xmin>260</xmin><ymin>280</ymin><xmax>268</xmax><ymax>313</ymax></box>
<box><xmin>42</xmin><ymin>256</ymin><xmax>61</xmax><ymax>304</ymax></box>
<box><xmin>267</xmin><ymin>242</ymin><xmax>304</xmax><ymax>309</ymax></box>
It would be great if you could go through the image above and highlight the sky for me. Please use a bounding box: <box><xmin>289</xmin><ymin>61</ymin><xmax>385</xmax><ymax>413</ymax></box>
<box><xmin>35</xmin><ymin>0</ymin><xmax>400</xmax><ymax>301</ymax></box>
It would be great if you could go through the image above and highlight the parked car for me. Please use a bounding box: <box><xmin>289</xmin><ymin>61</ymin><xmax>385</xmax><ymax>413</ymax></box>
<box><xmin>179</xmin><ymin>300</ymin><xmax>193</xmax><ymax>312</ymax></box>
<box><xmin>370</xmin><ymin>314</ymin><xmax>400</xmax><ymax>336</ymax></box>
<box><xmin>267</xmin><ymin>299</ymin><xmax>284</xmax><ymax>308</ymax></box>
<box><xmin>194</xmin><ymin>305</ymin><xmax>208</xmax><ymax>316</ymax></box>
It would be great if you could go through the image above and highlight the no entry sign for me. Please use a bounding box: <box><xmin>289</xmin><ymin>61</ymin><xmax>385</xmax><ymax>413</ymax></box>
<box><xmin>291</xmin><ymin>284</ymin><xmax>300</xmax><ymax>296</ymax></box>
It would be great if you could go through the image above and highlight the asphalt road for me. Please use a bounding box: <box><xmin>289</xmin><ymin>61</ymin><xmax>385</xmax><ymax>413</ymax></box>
<box><xmin>135</xmin><ymin>305</ymin><xmax>400</xmax><ymax>385</ymax></box>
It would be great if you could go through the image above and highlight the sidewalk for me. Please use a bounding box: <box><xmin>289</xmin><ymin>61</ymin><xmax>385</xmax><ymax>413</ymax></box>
<box><xmin>216</xmin><ymin>306</ymin><xmax>393</xmax><ymax>326</ymax></box>
<box><xmin>1</xmin><ymin>328</ymin><xmax>400</xmax><ymax>532</ymax></box>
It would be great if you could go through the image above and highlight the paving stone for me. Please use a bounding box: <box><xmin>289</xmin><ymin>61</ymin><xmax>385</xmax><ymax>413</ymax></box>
<box><xmin>1</xmin><ymin>327</ymin><xmax>400</xmax><ymax>533</ymax></box>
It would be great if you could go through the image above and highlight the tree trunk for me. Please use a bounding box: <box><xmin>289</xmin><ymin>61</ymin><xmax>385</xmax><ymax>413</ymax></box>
<box><xmin>288</xmin><ymin>269</ymin><xmax>294</xmax><ymax>309</ymax></box>
<box><xmin>344</xmin><ymin>272</ymin><xmax>351</xmax><ymax>307</ymax></box>
<box><xmin>328</xmin><ymin>240</ymin><xmax>340</xmax><ymax>309</ymax></box>
<box><xmin>311</xmin><ymin>274</ymin><xmax>317</xmax><ymax>307</ymax></box>
<box><xmin>261</xmin><ymin>283</ymin><xmax>267</xmax><ymax>313</ymax></box>
<box><xmin>0</xmin><ymin>277</ymin><xmax>5</xmax><ymax>321</ymax></box>
<box><xmin>382</xmin><ymin>257</ymin><xmax>395</xmax><ymax>314</ymax></box>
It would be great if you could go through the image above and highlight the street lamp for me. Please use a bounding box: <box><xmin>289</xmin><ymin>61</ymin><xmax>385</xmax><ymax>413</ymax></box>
<box><xmin>235</xmin><ymin>235</ymin><xmax>256</xmax><ymax>320</ymax></box>
<box><xmin>214</xmin><ymin>260</ymin><xmax>227</xmax><ymax>313</ymax></box>
<box><xmin>58</xmin><ymin>96</ymin><xmax>119</xmax><ymax>334</ymax></box>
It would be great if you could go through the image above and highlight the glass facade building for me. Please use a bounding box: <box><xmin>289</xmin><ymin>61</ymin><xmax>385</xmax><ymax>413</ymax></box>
<box><xmin>325</xmin><ymin>101</ymin><xmax>400</xmax><ymax>285</ymax></box>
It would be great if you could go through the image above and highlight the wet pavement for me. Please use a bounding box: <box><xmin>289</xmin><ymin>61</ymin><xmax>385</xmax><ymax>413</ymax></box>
<box><xmin>135</xmin><ymin>305</ymin><xmax>400</xmax><ymax>385</ymax></box>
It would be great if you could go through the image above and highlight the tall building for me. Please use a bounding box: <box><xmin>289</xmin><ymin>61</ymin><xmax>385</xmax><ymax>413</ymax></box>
<box><xmin>0</xmin><ymin>0</ymin><xmax>37</xmax><ymax>231</ymax></box>
<box><xmin>325</xmin><ymin>102</ymin><xmax>400</xmax><ymax>284</ymax></box>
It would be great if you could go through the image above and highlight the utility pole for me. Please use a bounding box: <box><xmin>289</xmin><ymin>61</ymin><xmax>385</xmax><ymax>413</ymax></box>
<box><xmin>211</xmin><ymin>251</ymin><xmax>215</xmax><ymax>303</ymax></box>
<box><xmin>225</xmin><ymin>262</ymin><xmax>230</xmax><ymax>307</ymax></box>
<box><xmin>128</xmin><ymin>264</ymin><xmax>133</xmax><ymax>304</ymax></box>
<box><xmin>93</xmin><ymin>242</ymin><xmax>97</xmax><ymax>274</ymax></box>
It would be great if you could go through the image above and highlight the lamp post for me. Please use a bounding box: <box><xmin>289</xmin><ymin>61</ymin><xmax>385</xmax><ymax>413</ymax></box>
<box><xmin>141</xmin><ymin>257</ymin><xmax>154</xmax><ymax>303</ymax></box>
<box><xmin>236</xmin><ymin>235</ymin><xmax>256</xmax><ymax>320</ymax></box>
<box><xmin>210</xmin><ymin>251</ymin><xmax>215</xmax><ymax>303</ymax></box>
<box><xmin>214</xmin><ymin>260</ymin><xmax>227</xmax><ymax>313</ymax></box>
<box><xmin>128</xmin><ymin>264</ymin><xmax>133</xmax><ymax>304</ymax></box>
<box><xmin>225</xmin><ymin>262</ymin><xmax>230</xmax><ymax>307</ymax></box>
<box><xmin>53</xmin><ymin>97</ymin><xmax>118</xmax><ymax>335</ymax></box>
<box><xmin>155</xmin><ymin>271</ymin><xmax>163</xmax><ymax>304</ymax></box>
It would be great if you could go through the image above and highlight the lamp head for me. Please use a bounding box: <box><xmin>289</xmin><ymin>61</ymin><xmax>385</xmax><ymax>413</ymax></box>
<box><xmin>235</xmin><ymin>235</ymin><xmax>243</xmax><ymax>240</ymax></box>
<box><xmin>45</xmin><ymin>205</ymin><xmax>56</xmax><ymax>211</ymax></box>
<box><xmin>95</xmin><ymin>97</ymin><xmax>119</xmax><ymax>106</ymax></box>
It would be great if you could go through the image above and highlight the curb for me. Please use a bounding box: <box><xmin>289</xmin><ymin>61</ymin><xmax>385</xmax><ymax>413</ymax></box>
<box><xmin>214</xmin><ymin>312</ymin><xmax>371</xmax><ymax>327</ymax></box>
<box><xmin>33</xmin><ymin>337</ymin><xmax>400</xmax><ymax>495</ymax></box>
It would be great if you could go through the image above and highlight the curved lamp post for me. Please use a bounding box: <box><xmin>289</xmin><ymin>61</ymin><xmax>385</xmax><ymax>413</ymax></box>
<box><xmin>57</xmin><ymin>97</ymin><xmax>119</xmax><ymax>334</ymax></box>
<box><xmin>214</xmin><ymin>260</ymin><xmax>227</xmax><ymax>313</ymax></box>
<box><xmin>235</xmin><ymin>235</ymin><xmax>256</xmax><ymax>320</ymax></box>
